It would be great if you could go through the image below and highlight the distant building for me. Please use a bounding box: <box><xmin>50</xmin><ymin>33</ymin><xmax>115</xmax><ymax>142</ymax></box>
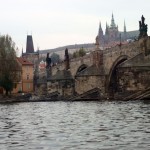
<box><xmin>22</xmin><ymin>35</ymin><xmax>39</xmax><ymax>66</ymax></box>
<box><xmin>26</xmin><ymin>35</ymin><xmax>34</xmax><ymax>53</ymax></box>
<box><xmin>39</xmin><ymin>60</ymin><xmax>46</xmax><ymax>71</ymax></box>
<box><xmin>97</xmin><ymin>13</ymin><xmax>139</xmax><ymax>48</ymax></box>
<box><xmin>12</xmin><ymin>57</ymin><xmax>34</xmax><ymax>93</ymax></box>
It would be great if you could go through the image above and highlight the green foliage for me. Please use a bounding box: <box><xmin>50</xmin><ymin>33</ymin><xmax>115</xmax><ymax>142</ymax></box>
<box><xmin>79</xmin><ymin>47</ymin><xmax>86</xmax><ymax>57</ymax></box>
<box><xmin>51</xmin><ymin>53</ymin><xmax>60</xmax><ymax>64</ymax></box>
<box><xmin>73</xmin><ymin>51</ymin><xmax>79</xmax><ymax>58</ymax></box>
<box><xmin>0</xmin><ymin>35</ymin><xmax>21</xmax><ymax>95</ymax></box>
<box><xmin>0</xmin><ymin>74</ymin><xmax>13</xmax><ymax>95</ymax></box>
<box><xmin>73</xmin><ymin>47</ymin><xmax>86</xmax><ymax>58</ymax></box>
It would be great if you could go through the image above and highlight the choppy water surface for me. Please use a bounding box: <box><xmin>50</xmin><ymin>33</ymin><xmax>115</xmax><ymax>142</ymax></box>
<box><xmin>0</xmin><ymin>100</ymin><xmax>150</xmax><ymax>150</ymax></box>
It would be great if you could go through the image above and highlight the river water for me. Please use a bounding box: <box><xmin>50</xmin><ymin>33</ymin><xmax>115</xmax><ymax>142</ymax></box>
<box><xmin>0</xmin><ymin>100</ymin><xmax>150</xmax><ymax>150</ymax></box>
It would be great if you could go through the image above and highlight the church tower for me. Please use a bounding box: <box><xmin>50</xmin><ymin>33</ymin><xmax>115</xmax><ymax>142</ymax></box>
<box><xmin>22</xmin><ymin>34</ymin><xmax>39</xmax><ymax>68</ymax></box>
<box><xmin>98</xmin><ymin>21</ymin><xmax>104</xmax><ymax>47</ymax></box>
<box><xmin>107</xmin><ymin>13</ymin><xmax>119</xmax><ymax>42</ymax></box>
<box><xmin>96</xmin><ymin>13</ymin><xmax>139</xmax><ymax>48</ymax></box>
<box><xmin>110</xmin><ymin>13</ymin><xmax>116</xmax><ymax>28</ymax></box>
<box><xmin>26</xmin><ymin>35</ymin><xmax>34</xmax><ymax>53</ymax></box>
<box><xmin>123</xmin><ymin>20</ymin><xmax>127</xmax><ymax>41</ymax></box>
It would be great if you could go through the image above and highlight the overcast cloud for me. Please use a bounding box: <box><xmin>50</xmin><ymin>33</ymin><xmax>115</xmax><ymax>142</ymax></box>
<box><xmin>0</xmin><ymin>0</ymin><xmax>150</xmax><ymax>55</ymax></box>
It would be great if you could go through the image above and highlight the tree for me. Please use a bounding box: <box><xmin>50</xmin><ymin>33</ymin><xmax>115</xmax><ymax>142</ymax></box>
<box><xmin>73</xmin><ymin>51</ymin><xmax>79</xmax><ymax>58</ymax></box>
<box><xmin>72</xmin><ymin>47</ymin><xmax>86</xmax><ymax>58</ymax></box>
<box><xmin>51</xmin><ymin>53</ymin><xmax>60</xmax><ymax>64</ymax></box>
<box><xmin>79</xmin><ymin>47</ymin><xmax>86</xmax><ymax>57</ymax></box>
<box><xmin>0</xmin><ymin>35</ymin><xmax>21</xmax><ymax>96</ymax></box>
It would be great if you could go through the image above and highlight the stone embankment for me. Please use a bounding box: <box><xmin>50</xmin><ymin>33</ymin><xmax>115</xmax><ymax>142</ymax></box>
<box><xmin>1</xmin><ymin>87</ymin><xmax>150</xmax><ymax>103</ymax></box>
<box><xmin>0</xmin><ymin>94</ymin><xmax>32</xmax><ymax>103</ymax></box>
<box><xmin>0</xmin><ymin>92</ymin><xmax>61</xmax><ymax>103</ymax></box>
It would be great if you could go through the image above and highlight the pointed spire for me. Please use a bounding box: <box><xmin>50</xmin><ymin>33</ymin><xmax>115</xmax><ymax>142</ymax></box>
<box><xmin>98</xmin><ymin>21</ymin><xmax>103</xmax><ymax>36</ymax></box>
<box><xmin>124</xmin><ymin>20</ymin><xmax>126</xmax><ymax>33</ymax></box>
<box><xmin>105</xmin><ymin>22</ymin><xmax>108</xmax><ymax>35</ymax></box>
<box><xmin>22</xmin><ymin>47</ymin><xmax>23</xmax><ymax>57</ymax></box>
<box><xmin>110</xmin><ymin>13</ymin><xmax>116</xmax><ymax>28</ymax></box>
<box><xmin>99</xmin><ymin>21</ymin><xmax>102</xmax><ymax>28</ymax></box>
<box><xmin>112</xmin><ymin>13</ymin><xmax>114</xmax><ymax>20</ymax></box>
<box><xmin>98</xmin><ymin>21</ymin><xmax>103</xmax><ymax>32</ymax></box>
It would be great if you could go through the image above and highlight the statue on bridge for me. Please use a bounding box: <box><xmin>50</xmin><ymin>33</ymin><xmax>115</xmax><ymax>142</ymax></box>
<box><xmin>46</xmin><ymin>53</ymin><xmax>51</xmax><ymax>69</ymax></box>
<box><xmin>46</xmin><ymin>53</ymin><xmax>52</xmax><ymax>78</ymax></box>
<box><xmin>95</xmin><ymin>35</ymin><xmax>100</xmax><ymax>49</ymax></box>
<box><xmin>64</xmin><ymin>48</ymin><xmax>70</xmax><ymax>70</ymax></box>
<box><xmin>138</xmin><ymin>15</ymin><xmax>150</xmax><ymax>56</ymax></box>
<box><xmin>139</xmin><ymin>15</ymin><xmax>148</xmax><ymax>39</ymax></box>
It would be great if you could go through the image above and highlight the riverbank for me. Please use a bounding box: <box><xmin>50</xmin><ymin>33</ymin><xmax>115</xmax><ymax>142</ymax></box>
<box><xmin>0</xmin><ymin>95</ymin><xmax>99</xmax><ymax>103</ymax></box>
<box><xmin>1</xmin><ymin>93</ymin><xmax>150</xmax><ymax>104</ymax></box>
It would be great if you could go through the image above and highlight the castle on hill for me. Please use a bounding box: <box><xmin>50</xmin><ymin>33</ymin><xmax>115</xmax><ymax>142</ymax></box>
<box><xmin>97</xmin><ymin>13</ymin><xmax>139</xmax><ymax>48</ymax></box>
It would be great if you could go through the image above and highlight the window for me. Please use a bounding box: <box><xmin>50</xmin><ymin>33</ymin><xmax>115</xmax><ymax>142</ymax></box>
<box><xmin>28</xmin><ymin>83</ymin><xmax>30</xmax><ymax>89</ymax></box>
<box><xmin>26</xmin><ymin>83</ymin><xmax>30</xmax><ymax>89</ymax></box>
<box><xmin>27</xmin><ymin>75</ymin><xmax>29</xmax><ymax>80</ymax></box>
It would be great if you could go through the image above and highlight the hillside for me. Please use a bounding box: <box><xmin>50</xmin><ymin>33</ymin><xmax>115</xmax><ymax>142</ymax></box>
<box><xmin>39</xmin><ymin>43</ymin><xmax>95</xmax><ymax>54</ymax></box>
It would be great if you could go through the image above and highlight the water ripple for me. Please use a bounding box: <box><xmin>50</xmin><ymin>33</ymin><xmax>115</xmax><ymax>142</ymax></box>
<box><xmin>0</xmin><ymin>101</ymin><xmax>150</xmax><ymax>149</ymax></box>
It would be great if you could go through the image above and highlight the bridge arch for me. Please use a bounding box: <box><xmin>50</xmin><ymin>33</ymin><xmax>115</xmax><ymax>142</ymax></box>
<box><xmin>75</xmin><ymin>64</ymin><xmax>88</xmax><ymax>75</ymax></box>
<box><xmin>106</xmin><ymin>55</ymin><xmax>129</xmax><ymax>95</ymax></box>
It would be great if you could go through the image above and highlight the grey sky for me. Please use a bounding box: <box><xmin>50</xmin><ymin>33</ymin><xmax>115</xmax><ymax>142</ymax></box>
<box><xmin>0</xmin><ymin>0</ymin><xmax>150</xmax><ymax>55</ymax></box>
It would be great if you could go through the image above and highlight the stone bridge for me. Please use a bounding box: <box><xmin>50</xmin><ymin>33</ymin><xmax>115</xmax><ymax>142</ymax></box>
<box><xmin>48</xmin><ymin>39</ymin><xmax>144</xmax><ymax>97</ymax></box>
<box><xmin>52</xmin><ymin>40</ymin><xmax>141</xmax><ymax>78</ymax></box>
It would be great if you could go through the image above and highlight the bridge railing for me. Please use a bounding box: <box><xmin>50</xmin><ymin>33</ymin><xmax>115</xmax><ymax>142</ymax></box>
<box><xmin>50</xmin><ymin>40</ymin><xmax>141</xmax><ymax>77</ymax></box>
<box><xmin>103</xmin><ymin>41</ymin><xmax>138</xmax><ymax>54</ymax></box>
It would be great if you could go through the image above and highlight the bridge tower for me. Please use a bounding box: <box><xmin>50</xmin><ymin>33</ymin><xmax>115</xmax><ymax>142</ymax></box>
<box><xmin>26</xmin><ymin>35</ymin><xmax>34</xmax><ymax>53</ymax></box>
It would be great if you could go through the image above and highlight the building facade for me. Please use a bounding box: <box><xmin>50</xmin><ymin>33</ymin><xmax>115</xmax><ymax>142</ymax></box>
<box><xmin>12</xmin><ymin>57</ymin><xmax>34</xmax><ymax>93</ymax></box>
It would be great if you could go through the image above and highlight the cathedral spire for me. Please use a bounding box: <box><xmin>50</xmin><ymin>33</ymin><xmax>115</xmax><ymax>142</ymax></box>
<box><xmin>123</xmin><ymin>20</ymin><xmax>127</xmax><ymax>41</ymax></box>
<box><xmin>105</xmin><ymin>22</ymin><xmax>108</xmax><ymax>35</ymax></box>
<box><xmin>98</xmin><ymin>21</ymin><xmax>103</xmax><ymax>35</ymax></box>
<box><xmin>99</xmin><ymin>21</ymin><xmax>101</xmax><ymax>27</ymax></box>
<box><xmin>110</xmin><ymin>13</ymin><xmax>116</xmax><ymax>28</ymax></box>
<box><xmin>124</xmin><ymin>20</ymin><xmax>126</xmax><ymax>33</ymax></box>
<box><xmin>22</xmin><ymin>47</ymin><xmax>23</xmax><ymax>57</ymax></box>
